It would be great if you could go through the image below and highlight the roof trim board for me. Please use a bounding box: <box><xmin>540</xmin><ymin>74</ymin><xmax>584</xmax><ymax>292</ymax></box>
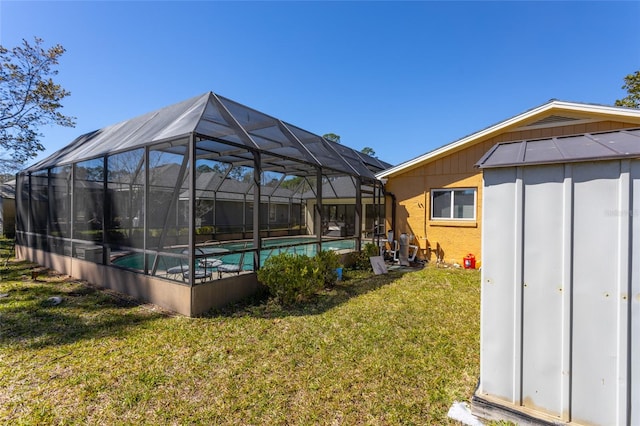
<box><xmin>376</xmin><ymin>100</ymin><xmax>640</xmax><ymax>179</ymax></box>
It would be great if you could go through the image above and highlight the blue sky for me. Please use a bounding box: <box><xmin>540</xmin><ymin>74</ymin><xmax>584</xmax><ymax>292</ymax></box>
<box><xmin>2</xmin><ymin>1</ymin><xmax>639</xmax><ymax>167</ymax></box>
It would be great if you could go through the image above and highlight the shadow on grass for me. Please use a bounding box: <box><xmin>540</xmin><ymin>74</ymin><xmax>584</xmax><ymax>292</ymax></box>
<box><xmin>207</xmin><ymin>267</ymin><xmax>416</xmax><ymax>319</ymax></box>
<box><xmin>0</xmin><ymin>262</ymin><xmax>163</xmax><ymax>349</ymax></box>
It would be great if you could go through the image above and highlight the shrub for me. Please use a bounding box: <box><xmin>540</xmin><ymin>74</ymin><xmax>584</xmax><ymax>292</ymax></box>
<box><xmin>314</xmin><ymin>250</ymin><xmax>342</xmax><ymax>287</ymax></box>
<box><xmin>351</xmin><ymin>243</ymin><xmax>380</xmax><ymax>271</ymax></box>
<box><xmin>195</xmin><ymin>226</ymin><xmax>215</xmax><ymax>235</ymax></box>
<box><xmin>257</xmin><ymin>253</ymin><xmax>323</xmax><ymax>305</ymax></box>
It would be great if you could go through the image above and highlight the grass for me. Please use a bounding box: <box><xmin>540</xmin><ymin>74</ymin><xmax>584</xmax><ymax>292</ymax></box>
<box><xmin>0</xmin><ymin>243</ymin><xmax>481</xmax><ymax>425</ymax></box>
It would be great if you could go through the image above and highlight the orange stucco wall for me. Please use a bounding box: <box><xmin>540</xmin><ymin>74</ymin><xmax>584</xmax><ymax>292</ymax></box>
<box><xmin>385</xmin><ymin>148</ymin><xmax>483</xmax><ymax>266</ymax></box>
<box><xmin>385</xmin><ymin>120</ymin><xmax>640</xmax><ymax>265</ymax></box>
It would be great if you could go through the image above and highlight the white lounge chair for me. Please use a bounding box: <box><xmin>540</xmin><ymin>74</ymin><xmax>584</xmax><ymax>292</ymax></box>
<box><xmin>217</xmin><ymin>251</ymin><xmax>246</xmax><ymax>279</ymax></box>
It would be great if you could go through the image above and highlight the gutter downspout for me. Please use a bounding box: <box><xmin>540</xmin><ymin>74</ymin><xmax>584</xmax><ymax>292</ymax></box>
<box><xmin>385</xmin><ymin>190</ymin><xmax>397</xmax><ymax>239</ymax></box>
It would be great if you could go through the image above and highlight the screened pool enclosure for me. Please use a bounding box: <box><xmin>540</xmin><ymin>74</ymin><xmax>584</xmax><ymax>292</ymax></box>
<box><xmin>16</xmin><ymin>92</ymin><xmax>389</xmax><ymax>315</ymax></box>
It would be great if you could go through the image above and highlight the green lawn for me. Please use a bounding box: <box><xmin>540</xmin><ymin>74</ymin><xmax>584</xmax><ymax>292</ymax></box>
<box><xmin>0</xmin><ymin>250</ymin><xmax>480</xmax><ymax>425</ymax></box>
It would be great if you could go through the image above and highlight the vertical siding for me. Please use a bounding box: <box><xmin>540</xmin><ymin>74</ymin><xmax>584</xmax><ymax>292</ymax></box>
<box><xmin>521</xmin><ymin>164</ymin><xmax>567</xmax><ymax>418</ymax></box>
<box><xmin>480</xmin><ymin>167</ymin><xmax>518</xmax><ymax>402</ymax></box>
<box><xmin>392</xmin><ymin>174</ymin><xmax>427</xmax><ymax>240</ymax></box>
<box><xmin>631</xmin><ymin>161</ymin><xmax>640</xmax><ymax>426</ymax></box>
<box><xmin>571</xmin><ymin>162</ymin><xmax>620</xmax><ymax>426</ymax></box>
<box><xmin>419</xmin><ymin>142</ymin><xmax>484</xmax><ymax>264</ymax></box>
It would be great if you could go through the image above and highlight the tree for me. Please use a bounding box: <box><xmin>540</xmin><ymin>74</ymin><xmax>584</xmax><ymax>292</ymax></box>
<box><xmin>361</xmin><ymin>147</ymin><xmax>376</xmax><ymax>157</ymax></box>
<box><xmin>322</xmin><ymin>133</ymin><xmax>341</xmax><ymax>143</ymax></box>
<box><xmin>0</xmin><ymin>37</ymin><xmax>75</xmax><ymax>172</ymax></box>
<box><xmin>615</xmin><ymin>70</ymin><xmax>640</xmax><ymax>108</ymax></box>
<box><xmin>0</xmin><ymin>159</ymin><xmax>18</xmax><ymax>177</ymax></box>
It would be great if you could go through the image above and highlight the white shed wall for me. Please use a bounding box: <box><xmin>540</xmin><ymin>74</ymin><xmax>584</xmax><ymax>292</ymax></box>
<box><xmin>521</xmin><ymin>164</ymin><xmax>569</xmax><ymax>419</ymax></box>
<box><xmin>631</xmin><ymin>161</ymin><xmax>640</xmax><ymax>426</ymax></box>
<box><xmin>480</xmin><ymin>167</ymin><xmax>519</xmax><ymax>403</ymax></box>
<box><xmin>571</xmin><ymin>162</ymin><xmax>622</xmax><ymax>425</ymax></box>
<box><xmin>478</xmin><ymin>160</ymin><xmax>639</xmax><ymax>426</ymax></box>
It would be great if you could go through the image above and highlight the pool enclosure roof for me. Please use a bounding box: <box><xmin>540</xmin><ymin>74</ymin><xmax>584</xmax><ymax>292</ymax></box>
<box><xmin>25</xmin><ymin>92</ymin><xmax>390</xmax><ymax>180</ymax></box>
<box><xmin>476</xmin><ymin>128</ymin><xmax>640</xmax><ymax>169</ymax></box>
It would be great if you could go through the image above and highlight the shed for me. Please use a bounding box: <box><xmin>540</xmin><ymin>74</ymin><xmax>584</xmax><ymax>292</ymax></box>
<box><xmin>473</xmin><ymin>128</ymin><xmax>640</xmax><ymax>425</ymax></box>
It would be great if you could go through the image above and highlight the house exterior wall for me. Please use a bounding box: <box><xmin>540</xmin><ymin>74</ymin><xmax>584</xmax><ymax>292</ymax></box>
<box><xmin>385</xmin><ymin>166</ymin><xmax>482</xmax><ymax>265</ymax></box>
<box><xmin>384</xmin><ymin>120</ymin><xmax>640</xmax><ymax>265</ymax></box>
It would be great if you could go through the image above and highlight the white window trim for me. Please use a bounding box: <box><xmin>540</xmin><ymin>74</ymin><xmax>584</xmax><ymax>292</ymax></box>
<box><xmin>430</xmin><ymin>188</ymin><xmax>477</xmax><ymax>221</ymax></box>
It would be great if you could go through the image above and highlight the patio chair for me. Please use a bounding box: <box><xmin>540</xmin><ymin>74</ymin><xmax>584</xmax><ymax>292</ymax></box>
<box><xmin>217</xmin><ymin>251</ymin><xmax>246</xmax><ymax>279</ymax></box>
<box><xmin>408</xmin><ymin>245</ymin><xmax>418</xmax><ymax>262</ymax></box>
<box><xmin>185</xmin><ymin>268</ymin><xmax>212</xmax><ymax>282</ymax></box>
<box><xmin>166</xmin><ymin>251</ymin><xmax>189</xmax><ymax>280</ymax></box>
<box><xmin>166</xmin><ymin>264</ymin><xmax>186</xmax><ymax>280</ymax></box>
<box><xmin>389</xmin><ymin>240</ymin><xmax>399</xmax><ymax>263</ymax></box>
<box><xmin>167</xmin><ymin>248</ymin><xmax>213</xmax><ymax>282</ymax></box>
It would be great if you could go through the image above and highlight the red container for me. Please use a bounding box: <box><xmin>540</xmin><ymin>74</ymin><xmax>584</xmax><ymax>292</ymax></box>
<box><xmin>463</xmin><ymin>253</ymin><xmax>476</xmax><ymax>269</ymax></box>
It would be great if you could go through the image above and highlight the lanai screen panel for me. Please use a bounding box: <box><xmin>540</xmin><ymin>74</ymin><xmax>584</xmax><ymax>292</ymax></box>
<box><xmin>355</xmin><ymin>150</ymin><xmax>391</xmax><ymax>173</ymax></box>
<box><xmin>50</xmin><ymin>166</ymin><xmax>72</xmax><ymax>241</ymax></box>
<box><xmin>107</xmin><ymin>149</ymin><xmax>145</xmax><ymax>249</ymax></box>
<box><xmin>30</xmin><ymin>170</ymin><xmax>48</xmax><ymax>239</ymax></box>
<box><xmin>287</xmin><ymin>123</ymin><xmax>365</xmax><ymax>177</ymax></box>
<box><xmin>147</xmin><ymin>142</ymin><xmax>190</xmax><ymax>251</ymax></box>
<box><xmin>74</xmin><ymin>158</ymin><xmax>105</xmax><ymax>245</ymax></box>
<box><xmin>331</xmin><ymin>143</ymin><xmax>379</xmax><ymax>181</ymax></box>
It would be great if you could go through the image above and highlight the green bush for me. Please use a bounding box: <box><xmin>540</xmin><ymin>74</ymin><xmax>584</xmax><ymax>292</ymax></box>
<box><xmin>257</xmin><ymin>253</ymin><xmax>323</xmax><ymax>305</ymax></box>
<box><xmin>351</xmin><ymin>243</ymin><xmax>380</xmax><ymax>271</ymax></box>
<box><xmin>314</xmin><ymin>250</ymin><xmax>342</xmax><ymax>287</ymax></box>
<box><xmin>195</xmin><ymin>226</ymin><xmax>215</xmax><ymax>235</ymax></box>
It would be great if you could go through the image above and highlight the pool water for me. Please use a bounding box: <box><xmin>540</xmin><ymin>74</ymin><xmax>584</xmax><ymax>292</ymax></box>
<box><xmin>111</xmin><ymin>236</ymin><xmax>356</xmax><ymax>275</ymax></box>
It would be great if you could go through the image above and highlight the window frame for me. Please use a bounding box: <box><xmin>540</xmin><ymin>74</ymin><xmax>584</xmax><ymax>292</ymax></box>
<box><xmin>430</xmin><ymin>187</ymin><xmax>477</xmax><ymax>221</ymax></box>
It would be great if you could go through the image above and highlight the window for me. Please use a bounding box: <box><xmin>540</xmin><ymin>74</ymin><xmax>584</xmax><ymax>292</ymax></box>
<box><xmin>431</xmin><ymin>188</ymin><xmax>476</xmax><ymax>220</ymax></box>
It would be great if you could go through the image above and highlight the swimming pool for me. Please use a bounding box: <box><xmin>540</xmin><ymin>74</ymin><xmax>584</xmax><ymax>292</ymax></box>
<box><xmin>111</xmin><ymin>236</ymin><xmax>356</xmax><ymax>278</ymax></box>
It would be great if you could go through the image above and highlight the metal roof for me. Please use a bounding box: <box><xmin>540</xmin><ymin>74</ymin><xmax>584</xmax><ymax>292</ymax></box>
<box><xmin>476</xmin><ymin>128</ymin><xmax>640</xmax><ymax>169</ymax></box>
<box><xmin>24</xmin><ymin>92</ymin><xmax>388</xmax><ymax>181</ymax></box>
